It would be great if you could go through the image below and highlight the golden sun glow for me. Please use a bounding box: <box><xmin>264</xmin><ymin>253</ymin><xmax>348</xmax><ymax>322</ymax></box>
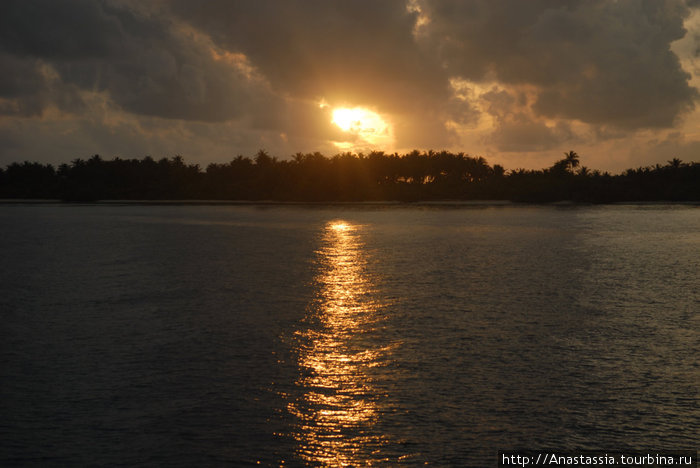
<box><xmin>329</xmin><ymin>221</ymin><xmax>350</xmax><ymax>232</ymax></box>
<box><xmin>330</xmin><ymin>106</ymin><xmax>394</xmax><ymax>150</ymax></box>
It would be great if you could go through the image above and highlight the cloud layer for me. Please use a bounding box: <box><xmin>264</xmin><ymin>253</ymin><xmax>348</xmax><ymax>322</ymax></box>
<box><xmin>1</xmin><ymin>0</ymin><xmax>699</xmax><ymax>170</ymax></box>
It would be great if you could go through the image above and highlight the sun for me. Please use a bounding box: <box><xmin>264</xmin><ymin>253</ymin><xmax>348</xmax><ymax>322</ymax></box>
<box><xmin>332</xmin><ymin>107</ymin><xmax>386</xmax><ymax>133</ymax></box>
<box><xmin>330</xmin><ymin>106</ymin><xmax>393</xmax><ymax>149</ymax></box>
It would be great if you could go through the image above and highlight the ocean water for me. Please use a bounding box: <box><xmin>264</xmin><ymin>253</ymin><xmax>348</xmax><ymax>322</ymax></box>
<box><xmin>0</xmin><ymin>203</ymin><xmax>697</xmax><ymax>466</ymax></box>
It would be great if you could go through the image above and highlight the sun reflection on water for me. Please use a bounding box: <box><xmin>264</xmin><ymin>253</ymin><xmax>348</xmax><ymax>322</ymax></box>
<box><xmin>289</xmin><ymin>220</ymin><xmax>392</xmax><ymax>466</ymax></box>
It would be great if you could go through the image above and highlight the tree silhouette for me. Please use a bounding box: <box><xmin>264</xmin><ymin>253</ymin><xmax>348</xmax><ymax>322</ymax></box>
<box><xmin>667</xmin><ymin>158</ymin><xmax>682</xmax><ymax>169</ymax></box>
<box><xmin>1</xmin><ymin>149</ymin><xmax>698</xmax><ymax>202</ymax></box>
<box><xmin>564</xmin><ymin>151</ymin><xmax>580</xmax><ymax>173</ymax></box>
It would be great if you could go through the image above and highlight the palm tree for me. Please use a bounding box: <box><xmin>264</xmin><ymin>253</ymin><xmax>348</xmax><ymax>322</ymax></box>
<box><xmin>564</xmin><ymin>151</ymin><xmax>580</xmax><ymax>173</ymax></box>
<box><xmin>254</xmin><ymin>149</ymin><xmax>273</xmax><ymax>166</ymax></box>
<box><xmin>667</xmin><ymin>158</ymin><xmax>682</xmax><ymax>169</ymax></box>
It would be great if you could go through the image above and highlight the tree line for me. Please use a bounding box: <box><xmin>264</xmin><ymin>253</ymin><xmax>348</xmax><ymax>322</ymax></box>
<box><xmin>0</xmin><ymin>150</ymin><xmax>698</xmax><ymax>202</ymax></box>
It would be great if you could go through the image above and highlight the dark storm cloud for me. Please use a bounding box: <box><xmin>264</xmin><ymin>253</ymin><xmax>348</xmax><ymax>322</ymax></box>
<box><xmin>418</xmin><ymin>0</ymin><xmax>699</xmax><ymax>129</ymax></box>
<box><xmin>0</xmin><ymin>0</ymin><xmax>123</xmax><ymax>59</ymax></box>
<box><xmin>0</xmin><ymin>53</ymin><xmax>50</xmax><ymax>115</ymax></box>
<box><xmin>0</xmin><ymin>0</ymin><xmax>276</xmax><ymax>122</ymax></box>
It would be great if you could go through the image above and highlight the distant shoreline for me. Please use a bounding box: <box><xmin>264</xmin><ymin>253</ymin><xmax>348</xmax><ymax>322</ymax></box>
<box><xmin>2</xmin><ymin>199</ymin><xmax>699</xmax><ymax>207</ymax></box>
<box><xmin>3</xmin><ymin>152</ymin><xmax>699</xmax><ymax>203</ymax></box>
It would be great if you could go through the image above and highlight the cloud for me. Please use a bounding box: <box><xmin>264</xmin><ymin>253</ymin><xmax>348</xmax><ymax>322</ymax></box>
<box><xmin>486</xmin><ymin>114</ymin><xmax>574</xmax><ymax>153</ymax></box>
<box><xmin>630</xmin><ymin>130</ymin><xmax>700</xmax><ymax>164</ymax></box>
<box><xmin>0</xmin><ymin>0</ymin><xmax>124</xmax><ymax>60</ymax></box>
<box><xmin>0</xmin><ymin>0</ymin><xmax>277</xmax><ymax>122</ymax></box>
<box><xmin>169</xmin><ymin>0</ymin><xmax>448</xmax><ymax>113</ymax></box>
<box><xmin>418</xmin><ymin>0</ymin><xmax>698</xmax><ymax>129</ymax></box>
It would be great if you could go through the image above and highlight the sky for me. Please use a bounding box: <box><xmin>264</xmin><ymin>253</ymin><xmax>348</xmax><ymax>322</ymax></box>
<box><xmin>1</xmin><ymin>0</ymin><xmax>700</xmax><ymax>172</ymax></box>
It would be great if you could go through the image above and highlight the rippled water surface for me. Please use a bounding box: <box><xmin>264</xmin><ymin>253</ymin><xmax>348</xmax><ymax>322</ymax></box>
<box><xmin>1</xmin><ymin>204</ymin><xmax>698</xmax><ymax>466</ymax></box>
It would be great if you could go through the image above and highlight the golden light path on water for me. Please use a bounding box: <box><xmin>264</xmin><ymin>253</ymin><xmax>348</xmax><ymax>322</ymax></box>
<box><xmin>288</xmin><ymin>221</ymin><xmax>394</xmax><ymax>466</ymax></box>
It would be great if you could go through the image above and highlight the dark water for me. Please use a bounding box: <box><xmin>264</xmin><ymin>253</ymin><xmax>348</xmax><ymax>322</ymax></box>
<box><xmin>1</xmin><ymin>204</ymin><xmax>698</xmax><ymax>466</ymax></box>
